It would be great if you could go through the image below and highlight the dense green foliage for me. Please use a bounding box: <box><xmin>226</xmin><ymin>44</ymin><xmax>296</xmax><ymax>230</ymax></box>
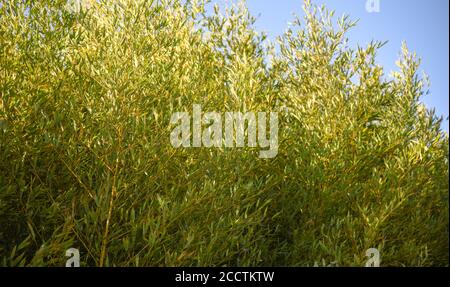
<box><xmin>0</xmin><ymin>0</ymin><xmax>448</xmax><ymax>266</ymax></box>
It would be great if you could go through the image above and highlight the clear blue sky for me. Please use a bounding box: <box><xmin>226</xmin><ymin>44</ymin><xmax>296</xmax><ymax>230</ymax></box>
<box><xmin>239</xmin><ymin>0</ymin><xmax>449</xmax><ymax>132</ymax></box>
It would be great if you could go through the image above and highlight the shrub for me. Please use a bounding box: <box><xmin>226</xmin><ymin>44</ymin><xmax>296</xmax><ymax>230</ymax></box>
<box><xmin>0</xmin><ymin>0</ymin><xmax>448</xmax><ymax>266</ymax></box>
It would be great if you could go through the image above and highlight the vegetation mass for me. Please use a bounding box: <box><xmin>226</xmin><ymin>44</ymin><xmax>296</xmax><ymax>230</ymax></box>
<box><xmin>0</xmin><ymin>0</ymin><xmax>448</xmax><ymax>266</ymax></box>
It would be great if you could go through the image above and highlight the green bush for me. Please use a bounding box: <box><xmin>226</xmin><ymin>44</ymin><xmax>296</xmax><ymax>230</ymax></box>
<box><xmin>0</xmin><ymin>0</ymin><xmax>448</xmax><ymax>266</ymax></box>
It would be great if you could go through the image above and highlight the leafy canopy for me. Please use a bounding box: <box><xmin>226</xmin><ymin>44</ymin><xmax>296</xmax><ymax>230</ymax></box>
<box><xmin>0</xmin><ymin>0</ymin><xmax>448</xmax><ymax>266</ymax></box>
